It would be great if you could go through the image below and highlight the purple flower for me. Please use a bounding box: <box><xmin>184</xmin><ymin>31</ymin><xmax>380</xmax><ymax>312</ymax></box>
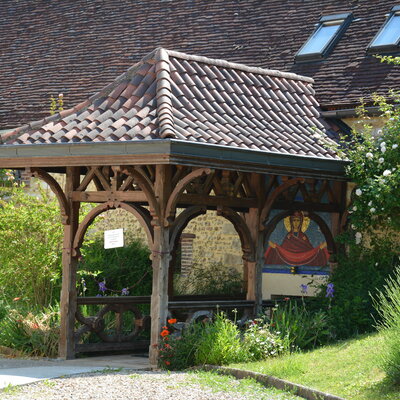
<box><xmin>96</xmin><ymin>294</ymin><xmax>102</xmax><ymax>297</ymax></box>
<box><xmin>326</xmin><ymin>283</ymin><xmax>334</xmax><ymax>298</ymax></box>
<box><xmin>121</xmin><ymin>287</ymin><xmax>129</xmax><ymax>296</ymax></box>
<box><xmin>98</xmin><ymin>281</ymin><xmax>107</xmax><ymax>293</ymax></box>
<box><xmin>300</xmin><ymin>284</ymin><xmax>308</xmax><ymax>294</ymax></box>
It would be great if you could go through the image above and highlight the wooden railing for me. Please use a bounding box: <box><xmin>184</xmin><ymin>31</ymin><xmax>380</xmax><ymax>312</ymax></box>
<box><xmin>74</xmin><ymin>295</ymin><xmax>278</xmax><ymax>353</ymax></box>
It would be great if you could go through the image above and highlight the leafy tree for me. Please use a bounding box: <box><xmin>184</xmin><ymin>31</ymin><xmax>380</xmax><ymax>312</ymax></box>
<box><xmin>0</xmin><ymin>181</ymin><xmax>63</xmax><ymax>307</ymax></box>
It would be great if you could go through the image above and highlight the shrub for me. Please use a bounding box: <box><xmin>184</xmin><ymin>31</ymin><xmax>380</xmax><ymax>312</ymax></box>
<box><xmin>0</xmin><ymin>182</ymin><xmax>63</xmax><ymax>307</ymax></box>
<box><xmin>174</xmin><ymin>261</ymin><xmax>243</xmax><ymax>296</ymax></box>
<box><xmin>269</xmin><ymin>300</ymin><xmax>330</xmax><ymax>350</ymax></box>
<box><xmin>159</xmin><ymin>320</ymin><xmax>204</xmax><ymax>370</ymax></box>
<box><xmin>373</xmin><ymin>265</ymin><xmax>400</xmax><ymax>384</ymax></box>
<box><xmin>326</xmin><ymin>238</ymin><xmax>398</xmax><ymax>339</ymax></box>
<box><xmin>78</xmin><ymin>234</ymin><xmax>152</xmax><ymax>297</ymax></box>
<box><xmin>159</xmin><ymin>313</ymin><xmax>248</xmax><ymax>370</ymax></box>
<box><xmin>194</xmin><ymin>312</ymin><xmax>246</xmax><ymax>365</ymax></box>
<box><xmin>159</xmin><ymin>312</ymin><xmax>288</xmax><ymax>370</ymax></box>
<box><xmin>243</xmin><ymin>319</ymin><xmax>286</xmax><ymax>360</ymax></box>
<box><xmin>0</xmin><ymin>303</ymin><xmax>60</xmax><ymax>358</ymax></box>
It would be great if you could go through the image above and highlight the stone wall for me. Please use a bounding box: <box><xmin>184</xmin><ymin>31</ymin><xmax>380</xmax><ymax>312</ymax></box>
<box><xmin>182</xmin><ymin>211</ymin><xmax>244</xmax><ymax>273</ymax></box>
<box><xmin>88</xmin><ymin>208</ymin><xmax>149</xmax><ymax>245</ymax></box>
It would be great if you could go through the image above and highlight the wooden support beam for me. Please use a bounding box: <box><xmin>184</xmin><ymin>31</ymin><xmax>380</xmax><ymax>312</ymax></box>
<box><xmin>178</xmin><ymin>193</ymin><xmax>257</xmax><ymax>209</ymax></box>
<box><xmin>59</xmin><ymin>167</ymin><xmax>80</xmax><ymax>359</ymax></box>
<box><xmin>71</xmin><ymin>191</ymin><xmax>147</xmax><ymax>203</ymax></box>
<box><xmin>272</xmin><ymin>201</ymin><xmax>341</xmax><ymax>213</ymax></box>
<box><xmin>243</xmin><ymin>173</ymin><xmax>264</xmax><ymax>314</ymax></box>
<box><xmin>149</xmin><ymin>165</ymin><xmax>172</xmax><ymax>368</ymax></box>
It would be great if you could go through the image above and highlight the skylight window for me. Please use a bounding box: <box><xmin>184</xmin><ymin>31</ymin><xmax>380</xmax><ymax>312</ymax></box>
<box><xmin>369</xmin><ymin>6</ymin><xmax>400</xmax><ymax>53</ymax></box>
<box><xmin>296</xmin><ymin>13</ymin><xmax>353</xmax><ymax>62</ymax></box>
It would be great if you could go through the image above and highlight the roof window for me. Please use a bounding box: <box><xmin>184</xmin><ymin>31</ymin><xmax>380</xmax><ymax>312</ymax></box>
<box><xmin>295</xmin><ymin>13</ymin><xmax>353</xmax><ymax>62</ymax></box>
<box><xmin>368</xmin><ymin>6</ymin><xmax>400</xmax><ymax>53</ymax></box>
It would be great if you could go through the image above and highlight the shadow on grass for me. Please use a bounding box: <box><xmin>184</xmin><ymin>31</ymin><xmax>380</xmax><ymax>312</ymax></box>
<box><xmin>360</xmin><ymin>377</ymin><xmax>400</xmax><ymax>400</ymax></box>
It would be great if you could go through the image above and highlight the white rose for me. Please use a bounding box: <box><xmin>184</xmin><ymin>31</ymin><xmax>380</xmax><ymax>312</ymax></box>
<box><xmin>381</xmin><ymin>146</ymin><xmax>386</xmax><ymax>153</ymax></box>
<box><xmin>370</xmin><ymin>207</ymin><xmax>376</xmax><ymax>213</ymax></box>
<box><xmin>380</xmin><ymin>142</ymin><xmax>386</xmax><ymax>147</ymax></box>
<box><xmin>355</xmin><ymin>232</ymin><xmax>362</xmax><ymax>244</ymax></box>
<box><xmin>368</xmin><ymin>201</ymin><xmax>372</xmax><ymax>206</ymax></box>
<box><xmin>383</xmin><ymin>170</ymin><xmax>391</xmax><ymax>176</ymax></box>
<box><xmin>379</xmin><ymin>157</ymin><xmax>384</xmax><ymax>164</ymax></box>
<box><xmin>366</xmin><ymin>152</ymin><xmax>373</xmax><ymax>159</ymax></box>
<box><xmin>393</xmin><ymin>144</ymin><xmax>398</xmax><ymax>149</ymax></box>
<box><xmin>355</xmin><ymin>189</ymin><xmax>362</xmax><ymax>196</ymax></box>
<box><xmin>353</xmin><ymin>206</ymin><xmax>357</xmax><ymax>211</ymax></box>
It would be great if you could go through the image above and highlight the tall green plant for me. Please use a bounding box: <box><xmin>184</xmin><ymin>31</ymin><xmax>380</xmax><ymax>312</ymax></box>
<box><xmin>194</xmin><ymin>313</ymin><xmax>245</xmax><ymax>365</ymax></box>
<box><xmin>0</xmin><ymin>182</ymin><xmax>63</xmax><ymax>307</ymax></box>
<box><xmin>373</xmin><ymin>265</ymin><xmax>400</xmax><ymax>384</ymax></box>
<box><xmin>269</xmin><ymin>300</ymin><xmax>329</xmax><ymax>350</ymax></box>
<box><xmin>327</xmin><ymin>237</ymin><xmax>399</xmax><ymax>339</ymax></box>
<box><xmin>78</xmin><ymin>234</ymin><xmax>152</xmax><ymax>296</ymax></box>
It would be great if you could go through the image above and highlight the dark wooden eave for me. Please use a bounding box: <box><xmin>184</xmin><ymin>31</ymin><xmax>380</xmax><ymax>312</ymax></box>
<box><xmin>0</xmin><ymin>139</ymin><xmax>347</xmax><ymax>180</ymax></box>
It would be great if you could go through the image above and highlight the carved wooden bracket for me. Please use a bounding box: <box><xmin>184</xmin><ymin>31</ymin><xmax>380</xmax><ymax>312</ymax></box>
<box><xmin>120</xmin><ymin>166</ymin><xmax>161</xmax><ymax>225</ymax></box>
<box><xmin>72</xmin><ymin>201</ymin><xmax>154</xmax><ymax>257</ymax></box>
<box><xmin>164</xmin><ymin>168</ymin><xmax>213</xmax><ymax>227</ymax></box>
<box><xmin>168</xmin><ymin>205</ymin><xmax>207</xmax><ymax>250</ymax></box>
<box><xmin>260</xmin><ymin>177</ymin><xmax>305</xmax><ymax>230</ymax></box>
<box><xmin>217</xmin><ymin>206</ymin><xmax>256</xmax><ymax>263</ymax></box>
<box><xmin>26</xmin><ymin>167</ymin><xmax>70</xmax><ymax>225</ymax></box>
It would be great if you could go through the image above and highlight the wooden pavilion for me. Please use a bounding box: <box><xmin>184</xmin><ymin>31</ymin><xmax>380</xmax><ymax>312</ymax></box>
<box><xmin>0</xmin><ymin>48</ymin><xmax>347</xmax><ymax>367</ymax></box>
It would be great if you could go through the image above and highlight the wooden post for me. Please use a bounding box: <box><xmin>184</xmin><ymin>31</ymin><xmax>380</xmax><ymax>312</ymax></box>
<box><xmin>244</xmin><ymin>208</ymin><xmax>263</xmax><ymax>314</ymax></box>
<box><xmin>59</xmin><ymin>167</ymin><xmax>80</xmax><ymax>359</ymax></box>
<box><xmin>149</xmin><ymin>165</ymin><xmax>172</xmax><ymax>368</ymax></box>
<box><xmin>244</xmin><ymin>173</ymin><xmax>264</xmax><ymax>315</ymax></box>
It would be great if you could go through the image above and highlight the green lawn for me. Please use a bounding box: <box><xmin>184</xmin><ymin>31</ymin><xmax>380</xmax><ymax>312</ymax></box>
<box><xmin>230</xmin><ymin>332</ymin><xmax>400</xmax><ymax>400</ymax></box>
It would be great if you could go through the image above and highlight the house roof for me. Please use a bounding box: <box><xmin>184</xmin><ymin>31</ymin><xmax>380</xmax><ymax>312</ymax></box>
<box><xmin>0</xmin><ymin>0</ymin><xmax>398</xmax><ymax>130</ymax></box>
<box><xmin>1</xmin><ymin>48</ymin><xmax>339</xmax><ymax>162</ymax></box>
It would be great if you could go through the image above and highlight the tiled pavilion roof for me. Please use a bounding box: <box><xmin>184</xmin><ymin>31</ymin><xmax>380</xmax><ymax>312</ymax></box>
<box><xmin>1</xmin><ymin>48</ymin><xmax>338</xmax><ymax>160</ymax></box>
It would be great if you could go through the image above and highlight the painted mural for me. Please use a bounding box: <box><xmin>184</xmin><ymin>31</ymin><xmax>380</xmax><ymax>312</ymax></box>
<box><xmin>264</xmin><ymin>210</ymin><xmax>330</xmax><ymax>274</ymax></box>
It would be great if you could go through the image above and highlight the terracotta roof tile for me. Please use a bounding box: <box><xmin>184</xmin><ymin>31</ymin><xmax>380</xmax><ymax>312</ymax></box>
<box><xmin>1</xmin><ymin>48</ymin><xmax>339</xmax><ymax>159</ymax></box>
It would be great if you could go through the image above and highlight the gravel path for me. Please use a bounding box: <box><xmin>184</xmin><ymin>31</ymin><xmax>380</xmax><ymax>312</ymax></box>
<box><xmin>0</xmin><ymin>369</ymin><xmax>301</xmax><ymax>400</ymax></box>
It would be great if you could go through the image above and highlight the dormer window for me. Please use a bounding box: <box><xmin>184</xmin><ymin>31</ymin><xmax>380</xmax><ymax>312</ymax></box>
<box><xmin>368</xmin><ymin>6</ymin><xmax>400</xmax><ymax>53</ymax></box>
<box><xmin>295</xmin><ymin>13</ymin><xmax>353</xmax><ymax>62</ymax></box>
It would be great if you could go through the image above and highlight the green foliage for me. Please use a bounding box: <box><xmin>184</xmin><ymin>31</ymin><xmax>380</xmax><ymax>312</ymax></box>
<box><xmin>78</xmin><ymin>234</ymin><xmax>152</xmax><ymax>296</ymax></box>
<box><xmin>336</xmin><ymin>92</ymin><xmax>400</xmax><ymax>235</ymax></box>
<box><xmin>194</xmin><ymin>313</ymin><xmax>246</xmax><ymax>365</ymax></box>
<box><xmin>373</xmin><ymin>265</ymin><xmax>400</xmax><ymax>384</ymax></box>
<box><xmin>49</xmin><ymin>93</ymin><xmax>64</xmax><ymax>115</ymax></box>
<box><xmin>0</xmin><ymin>182</ymin><xmax>63</xmax><ymax>307</ymax></box>
<box><xmin>159</xmin><ymin>313</ymin><xmax>247</xmax><ymax>370</ymax></box>
<box><xmin>174</xmin><ymin>261</ymin><xmax>243</xmax><ymax>296</ymax></box>
<box><xmin>243</xmin><ymin>319</ymin><xmax>286</xmax><ymax>360</ymax></box>
<box><xmin>159</xmin><ymin>322</ymin><xmax>204</xmax><ymax>370</ymax></box>
<box><xmin>159</xmin><ymin>312</ymin><xmax>288</xmax><ymax>370</ymax></box>
<box><xmin>269</xmin><ymin>300</ymin><xmax>329</xmax><ymax>350</ymax></box>
<box><xmin>327</xmin><ymin>238</ymin><xmax>399</xmax><ymax>339</ymax></box>
<box><xmin>230</xmin><ymin>333</ymin><xmax>400</xmax><ymax>400</ymax></box>
<box><xmin>0</xmin><ymin>302</ymin><xmax>60</xmax><ymax>358</ymax></box>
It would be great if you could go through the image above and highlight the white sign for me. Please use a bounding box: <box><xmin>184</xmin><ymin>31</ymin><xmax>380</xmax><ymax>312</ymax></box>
<box><xmin>104</xmin><ymin>229</ymin><xmax>124</xmax><ymax>249</ymax></box>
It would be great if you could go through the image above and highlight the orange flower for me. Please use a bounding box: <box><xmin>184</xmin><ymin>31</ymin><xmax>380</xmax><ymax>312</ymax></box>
<box><xmin>168</xmin><ymin>318</ymin><xmax>177</xmax><ymax>324</ymax></box>
<box><xmin>162</xmin><ymin>326</ymin><xmax>168</xmax><ymax>330</ymax></box>
<box><xmin>31</xmin><ymin>323</ymin><xmax>40</xmax><ymax>330</ymax></box>
<box><xmin>165</xmin><ymin>361</ymin><xmax>171</xmax><ymax>366</ymax></box>
<box><xmin>13</xmin><ymin>297</ymin><xmax>21</xmax><ymax>302</ymax></box>
<box><xmin>160</xmin><ymin>329</ymin><xmax>170</xmax><ymax>337</ymax></box>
